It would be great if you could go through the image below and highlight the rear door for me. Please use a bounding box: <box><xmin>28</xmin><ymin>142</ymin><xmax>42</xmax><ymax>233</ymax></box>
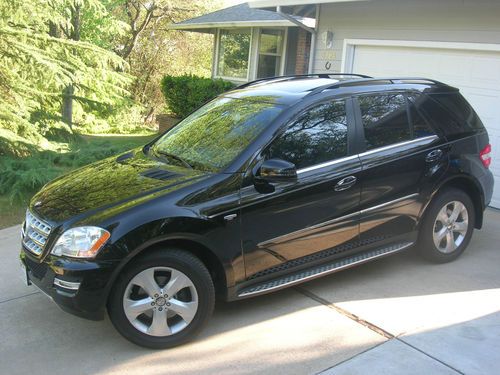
<box><xmin>354</xmin><ymin>92</ymin><xmax>448</xmax><ymax>244</ymax></box>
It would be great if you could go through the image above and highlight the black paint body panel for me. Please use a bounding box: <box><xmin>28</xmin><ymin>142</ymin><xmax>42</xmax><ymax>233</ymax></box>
<box><xmin>20</xmin><ymin>77</ymin><xmax>494</xmax><ymax>320</ymax></box>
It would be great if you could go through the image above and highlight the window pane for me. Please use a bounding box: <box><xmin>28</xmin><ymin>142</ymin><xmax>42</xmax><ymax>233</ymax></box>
<box><xmin>269</xmin><ymin>100</ymin><xmax>348</xmax><ymax>169</ymax></box>
<box><xmin>217</xmin><ymin>29</ymin><xmax>251</xmax><ymax>79</ymax></box>
<box><xmin>154</xmin><ymin>98</ymin><xmax>283</xmax><ymax>171</ymax></box>
<box><xmin>359</xmin><ymin>94</ymin><xmax>411</xmax><ymax>150</ymax></box>
<box><xmin>407</xmin><ymin>96</ymin><xmax>436</xmax><ymax>138</ymax></box>
<box><xmin>257</xmin><ymin>55</ymin><xmax>281</xmax><ymax>79</ymax></box>
<box><xmin>259</xmin><ymin>29</ymin><xmax>283</xmax><ymax>54</ymax></box>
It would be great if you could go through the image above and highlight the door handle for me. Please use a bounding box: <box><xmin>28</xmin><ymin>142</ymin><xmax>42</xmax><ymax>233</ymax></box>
<box><xmin>335</xmin><ymin>176</ymin><xmax>357</xmax><ymax>192</ymax></box>
<box><xmin>425</xmin><ymin>149</ymin><xmax>443</xmax><ymax>163</ymax></box>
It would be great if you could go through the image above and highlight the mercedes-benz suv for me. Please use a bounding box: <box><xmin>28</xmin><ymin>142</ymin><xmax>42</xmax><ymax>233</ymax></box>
<box><xmin>20</xmin><ymin>74</ymin><xmax>494</xmax><ymax>348</ymax></box>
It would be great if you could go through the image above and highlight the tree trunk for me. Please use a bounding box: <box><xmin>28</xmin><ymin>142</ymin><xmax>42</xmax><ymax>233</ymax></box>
<box><xmin>62</xmin><ymin>85</ymin><xmax>74</xmax><ymax>128</ymax></box>
<box><xmin>61</xmin><ymin>2</ymin><xmax>81</xmax><ymax>129</ymax></box>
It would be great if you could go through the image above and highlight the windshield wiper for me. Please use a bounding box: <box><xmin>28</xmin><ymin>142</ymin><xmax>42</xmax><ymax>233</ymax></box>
<box><xmin>153</xmin><ymin>149</ymin><xmax>193</xmax><ymax>169</ymax></box>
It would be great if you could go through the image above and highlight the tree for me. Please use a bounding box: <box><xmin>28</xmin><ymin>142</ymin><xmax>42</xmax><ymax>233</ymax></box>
<box><xmin>106</xmin><ymin>0</ymin><xmax>221</xmax><ymax>118</ymax></box>
<box><xmin>0</xmin><ymin>0</ymin><xmax>129</xmax><ymax>138</ymax></box>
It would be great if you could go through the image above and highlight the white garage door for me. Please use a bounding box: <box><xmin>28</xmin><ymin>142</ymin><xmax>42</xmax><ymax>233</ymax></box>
<box><xmin>351</xmin><ymin>45</ymin><xmax>500</xmax><ymax>208</ymax></box>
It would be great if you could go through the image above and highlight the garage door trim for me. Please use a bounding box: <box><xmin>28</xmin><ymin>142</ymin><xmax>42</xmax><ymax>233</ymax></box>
<box><xmin>341</xmin><ymin>39</ymin><xmax>500</xmax><ymax>73</ymax></box>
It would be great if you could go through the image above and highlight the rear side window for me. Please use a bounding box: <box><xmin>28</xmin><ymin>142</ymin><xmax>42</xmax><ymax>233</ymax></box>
<box><xmin>358</xmin><ymin>94</ymin><xmax>411</xmax><ymax>150</ymax></box>
<box><xmin>432</xmin><ymin>93</ymin><xmax>485</xmax><ymax>133</ymax></box>
<box><xmin>268</xmin><ymin>99</ymin><xmax>348</xmax><ymax>169</ymax></box>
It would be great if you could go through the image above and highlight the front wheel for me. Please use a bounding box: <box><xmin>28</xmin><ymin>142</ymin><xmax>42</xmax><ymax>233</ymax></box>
<box><xmin>418</xmin><ymin>188</ymin><xmax>475</xmax><ymax>263</ymax></box>
<box><xmin>108</xmin><ymin>249</ymin><xmax>215</xmax><ymax>349</ymax></box>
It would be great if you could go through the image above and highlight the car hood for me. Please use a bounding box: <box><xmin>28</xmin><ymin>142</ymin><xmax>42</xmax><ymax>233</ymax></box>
<box><xmin>30</xmin><ymin>148</ymin><xmax>210</xmax><ymax>223</ymax></box>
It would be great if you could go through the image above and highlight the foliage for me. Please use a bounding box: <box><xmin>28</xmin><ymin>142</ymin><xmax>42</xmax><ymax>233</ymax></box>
<box><xmin>0</xmin><ymin>134</ymin><xmax>155</xmax><ymax>204</ymax></box>
<box><xmin>0</xmin><ymin>0</ymin><xmax>130</xmax><ymax>134</ymax></box>
<box><xmin>218</xmin><ymin>29</ymin><xmax>251</xmax><ymax>78</ymax></box>
<box><xmin>107</xmin><ymin>0</ymin><xmax>222</xmax><ymax>116</ymax></box>
<box><xmin>160</xmin><ymin>74</ymin><xmax>234</xmax><ymax>119</ymax></box>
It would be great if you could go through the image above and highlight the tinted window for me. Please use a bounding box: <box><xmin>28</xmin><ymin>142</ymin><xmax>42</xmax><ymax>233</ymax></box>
<box><xmin>153</xmin><ymin>97</ymin><xmax>283</xmax><ymax>171</ymax></box>
<box><xmin>268</xmin><ymin>100</ymin><xmax>348</xmax><ymax>169</ymax></box>
<box><xmin>432</xmin><ymin>93</ymin><xmax>485</xmax><ymax>132</ymax></box>
<box><xmin>410</xmin><ymin>94</ymin><xmax>463</xmax><ymax>138</ymax></box>
<box><xmin>358</xmin><ymin>94</ymin><xmax>411</xmax><ymax>150</ymax></box>
<box><xmin>407</xmin><ymin>95</ymin><xmax>437</xmax><ymax>138</ymax></box>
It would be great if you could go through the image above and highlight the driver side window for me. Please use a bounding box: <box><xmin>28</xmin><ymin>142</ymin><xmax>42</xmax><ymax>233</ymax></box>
<box><xmin>267</xmin><ymin>99</ymin><xmax>348</xmax><ymax>170</ymax></box>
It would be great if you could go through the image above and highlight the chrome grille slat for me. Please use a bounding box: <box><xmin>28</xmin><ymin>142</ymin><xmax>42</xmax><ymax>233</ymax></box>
<box><xmin>22</xmin><ymin>210</ymin><xmax>52</xmax><ymax>256</ymax></box>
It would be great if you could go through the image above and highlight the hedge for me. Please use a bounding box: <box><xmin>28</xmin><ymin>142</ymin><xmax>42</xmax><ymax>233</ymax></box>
<box><xmin>160</xmin><ymin>74</ymin><xmax>235</xmax><ymax>119</ymax></box>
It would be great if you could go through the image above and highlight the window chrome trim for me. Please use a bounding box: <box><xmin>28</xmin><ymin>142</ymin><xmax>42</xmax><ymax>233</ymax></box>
<box><xmin>359</xmin><ymin>135</ymin><xmax>439</xmax><ymax>157</ymax></box>
<box><xmin>297</xmin><ymin>154</ymin><xmax>359</xmax><ymax>175</ymax></box>
<box><xmin>295</xmin><ymin>135</ymin><xmax>438</xmax><ymax>175</ymax></box>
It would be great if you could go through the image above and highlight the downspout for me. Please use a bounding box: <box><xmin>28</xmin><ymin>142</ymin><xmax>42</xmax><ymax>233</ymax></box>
<box><xmin>276</xmin><ymin>5</ymin><xmax>318</xmax><ymax>74</ymax></box>
<box><xmin>308</xmin><ymin>5</ymin><xmax>319</xmax><ymax>74</ymax></box>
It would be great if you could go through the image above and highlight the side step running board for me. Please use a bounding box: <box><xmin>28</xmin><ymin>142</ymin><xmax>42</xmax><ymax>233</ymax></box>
<box><xmin>238</xmin><ymin>242</ymin><xmax>414</xmax><ymax>298</ymax></box>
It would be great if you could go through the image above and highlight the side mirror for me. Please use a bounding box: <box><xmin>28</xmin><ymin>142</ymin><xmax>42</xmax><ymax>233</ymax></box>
<box><xmin>257</xmin><ymin>158</ymin><xmax>297</xmax><ymax>182</ymax></box>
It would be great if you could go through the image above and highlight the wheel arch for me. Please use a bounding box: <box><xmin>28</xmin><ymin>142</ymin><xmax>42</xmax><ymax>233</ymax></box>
<box><xmin>421</xmin><ymin>175</ymin><xmax>485</xmax><ymax>229</ymax></box>
<box><xmin>104</xmin><ymin>234</ymin><xmax>231</xmax><ymax>305</ymax></box>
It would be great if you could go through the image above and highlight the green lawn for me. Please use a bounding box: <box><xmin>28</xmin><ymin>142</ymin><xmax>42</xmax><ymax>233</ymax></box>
<box><xmin>0</xmin><ymin>134</ymin><xmax>156</xmax><ymax>229</ymax></box>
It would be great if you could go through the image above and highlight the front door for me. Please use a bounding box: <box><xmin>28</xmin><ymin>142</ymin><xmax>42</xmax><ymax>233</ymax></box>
<box><xmin>240</xmin><ymin>98</ymin><xmax>362</xmax><ymax>280</ymax></box>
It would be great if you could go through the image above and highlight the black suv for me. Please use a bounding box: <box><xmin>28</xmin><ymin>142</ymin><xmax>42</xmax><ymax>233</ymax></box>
<box><xmin>20</xmin><ymin>74</ymin><xmax>494</xmax><ymax>348</ymax></box>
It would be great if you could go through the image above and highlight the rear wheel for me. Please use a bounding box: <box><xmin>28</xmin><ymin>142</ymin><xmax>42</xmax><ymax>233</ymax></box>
<box><xmin>108</xmin><ymin>249</ymin><xmax>215</xmax><ymax>349</ymax></box>
<box><xmin>418</xmin><ymin>188</ymin><xmax>475</xmax><ymax>263</ymax></box>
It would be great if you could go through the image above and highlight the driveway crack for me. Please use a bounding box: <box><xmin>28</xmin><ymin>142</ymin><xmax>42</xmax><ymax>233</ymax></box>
<box><xmin>0</xmin><ymin>291</ymin><xmax>40</xmax><ymax>305</ymax></box>
<box><xmin>295</xmin><ymin>286</ymin><xmax>394</xmax><ymax>339</ymax></box>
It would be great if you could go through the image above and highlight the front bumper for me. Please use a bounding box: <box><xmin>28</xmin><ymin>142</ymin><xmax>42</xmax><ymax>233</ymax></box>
<box><xmin>20</xmin><ymin>249</ymin><xmax>120</xmax><ymax>321</ymax></box>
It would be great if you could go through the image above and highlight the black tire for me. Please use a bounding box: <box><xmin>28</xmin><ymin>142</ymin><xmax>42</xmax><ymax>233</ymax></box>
<box><xmin>418</xmin><ymin>188</ymin><xmax>475</xmax><ymax>263</ymax></box>
<box><xmin>108</xmin><ymin>249</ymin><xmax>215</xmax><ymax>349</ymax></box>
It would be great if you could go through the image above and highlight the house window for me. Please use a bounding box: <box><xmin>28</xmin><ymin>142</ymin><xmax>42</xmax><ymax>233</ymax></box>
<box><xmin>257</xmin><ymin>29</ymin><xmax>284</xmax><ymax>79</ymax></box>
<box><xmin>217</xmin><ymin>29</ymin><xmax>251</xmax><ymax>79</ymax></box>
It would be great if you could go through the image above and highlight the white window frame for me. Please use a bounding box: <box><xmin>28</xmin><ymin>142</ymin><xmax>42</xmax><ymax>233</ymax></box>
<box><xmin>253</xmin><ymin>27</ymin><xmax>288</xmax><ymax>80</ymax></box>
<box><xmin>213</xmin><ymin>27</ymin><xmax>289</xmax><ymax>82</ymax></box>
<box><xmin>214</xmin><ymin>28</ymin><xmax>254</xmax><ymax>83</ymax></box>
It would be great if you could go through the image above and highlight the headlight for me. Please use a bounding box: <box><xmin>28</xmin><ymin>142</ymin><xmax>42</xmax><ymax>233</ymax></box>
<box><xmin>51</xmin><ymin>227</ymin><xmax>110</xmax><ymax>258</ymax></box>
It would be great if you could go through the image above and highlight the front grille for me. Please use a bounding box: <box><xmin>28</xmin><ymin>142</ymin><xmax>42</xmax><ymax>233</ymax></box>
<box><xmin>25</xmin><ymin>256</ymin><xmax>48</xmax><ymax>280</ymax></box>
<box><xmin>22</xmin><ymin>210</ymin><xmax>52</xmax><ymax>256</ymax></box>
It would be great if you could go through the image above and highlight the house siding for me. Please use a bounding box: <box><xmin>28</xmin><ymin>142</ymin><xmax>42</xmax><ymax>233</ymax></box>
<box><xmin>313</xmin><ymin>0</ymin><xmax>500</xmax><ymax>73</ymax></box>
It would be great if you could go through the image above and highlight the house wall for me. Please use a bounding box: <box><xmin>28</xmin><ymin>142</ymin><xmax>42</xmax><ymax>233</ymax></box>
<box><xmin>295</xmin><ymin>29</ymin><xmax>311</xmax><ymax>74</ymax></box>
<box><xmin>313</xmin><ymin>0</ymin><xmax>500</xmax><ymax>73</ymax></box>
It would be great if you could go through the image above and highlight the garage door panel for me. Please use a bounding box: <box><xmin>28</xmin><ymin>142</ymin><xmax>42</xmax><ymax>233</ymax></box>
<box><xmin>352</xmin><ymin>44</ymin><xmax>500</xmax><ymax>208</ymax></box>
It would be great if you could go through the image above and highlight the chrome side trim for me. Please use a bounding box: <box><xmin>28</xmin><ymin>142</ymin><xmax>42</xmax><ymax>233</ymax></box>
<box><xmin>238</xmin><ymin>242</ymin><xmax>414</xmax><ymax>297</ymax></box>
<box><xmin>360</xmin><ymin>193</ymin><xmax>419</xmax><ymax>214</ymax></box>
<box><xmin>257</xmin><ymin>193</ymin><xmax>419</xmax><ymax>248</ymax></box>
<box><xmin>359</xmin><ymin>135</ymin><xmax>438</xmax><ymax>158</ymax></box>
<box><xmin>297</xmin><ymin>155</ymin><xmax>359</xmax><ymax>175</ymax></box>
<box><xmin>53</xmin><ymin>278</ymin><xmax>81</xmax><ymax>291</ymax></box>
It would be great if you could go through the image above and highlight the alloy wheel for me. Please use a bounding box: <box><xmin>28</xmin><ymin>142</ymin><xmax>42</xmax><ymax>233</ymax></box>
<box><xmin>432</xmin><ymin>200</ymin><xmax>469</xmax><ymax>254</ymax></box>
<box><xmin>123</xmin><ymin>267</ymin><xmax>199</xmax><ymax>336</ymax></box>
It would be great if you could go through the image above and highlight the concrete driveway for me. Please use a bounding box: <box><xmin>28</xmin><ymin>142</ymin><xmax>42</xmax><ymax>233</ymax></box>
<box><xmin>1</xmin><ymin>209</ymin><xmax>499</xmax><ymax>375</ymax></box>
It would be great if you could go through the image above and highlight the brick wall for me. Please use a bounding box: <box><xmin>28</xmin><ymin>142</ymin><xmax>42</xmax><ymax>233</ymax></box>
<box><xmin>295</xmin><ymin>29</ymin><xmax>311</xmax><ymax>75</ymax></box>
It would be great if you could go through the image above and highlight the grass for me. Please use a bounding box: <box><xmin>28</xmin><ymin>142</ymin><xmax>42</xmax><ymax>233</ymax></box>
<box><xmin>0</xmin><ymin>134</ymin><xmax>156</xmax><ymax>229</ymax></box>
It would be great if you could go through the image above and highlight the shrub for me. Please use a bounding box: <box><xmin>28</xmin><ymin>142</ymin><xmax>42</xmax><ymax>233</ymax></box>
<box><xmin>161</xmin><ymin>74</ymin><xmax>234</xmax><ymax>119</ymax></box>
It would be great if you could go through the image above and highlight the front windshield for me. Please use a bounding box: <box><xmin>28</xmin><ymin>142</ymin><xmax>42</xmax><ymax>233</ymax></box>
<box><xmin>151</xmin><ymin>97</ymin><xmax>284</xmax><ymax>172</ymax></box>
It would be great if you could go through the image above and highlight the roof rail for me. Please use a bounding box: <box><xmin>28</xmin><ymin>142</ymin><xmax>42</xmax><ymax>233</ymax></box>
<box><xmin>304</xmin><ymin>76</ymin><xmax>446</xmax><ymax>98</ymax></box>
<box><xmin>233</xmin><ymin>73</ymin><xmax>373</xmax><ymax>90</ymax></box>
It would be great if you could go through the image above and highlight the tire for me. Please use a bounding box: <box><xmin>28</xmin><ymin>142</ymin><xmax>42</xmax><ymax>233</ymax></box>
<box><xmin>108</xmin><ymin>249</ymin><xmax>215</xmax><ymax>349</ymax></box>
<box><xmin>418</xmin><ymin>188</ymin><xmax>475</xmax><ymax>263</ymax></box>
